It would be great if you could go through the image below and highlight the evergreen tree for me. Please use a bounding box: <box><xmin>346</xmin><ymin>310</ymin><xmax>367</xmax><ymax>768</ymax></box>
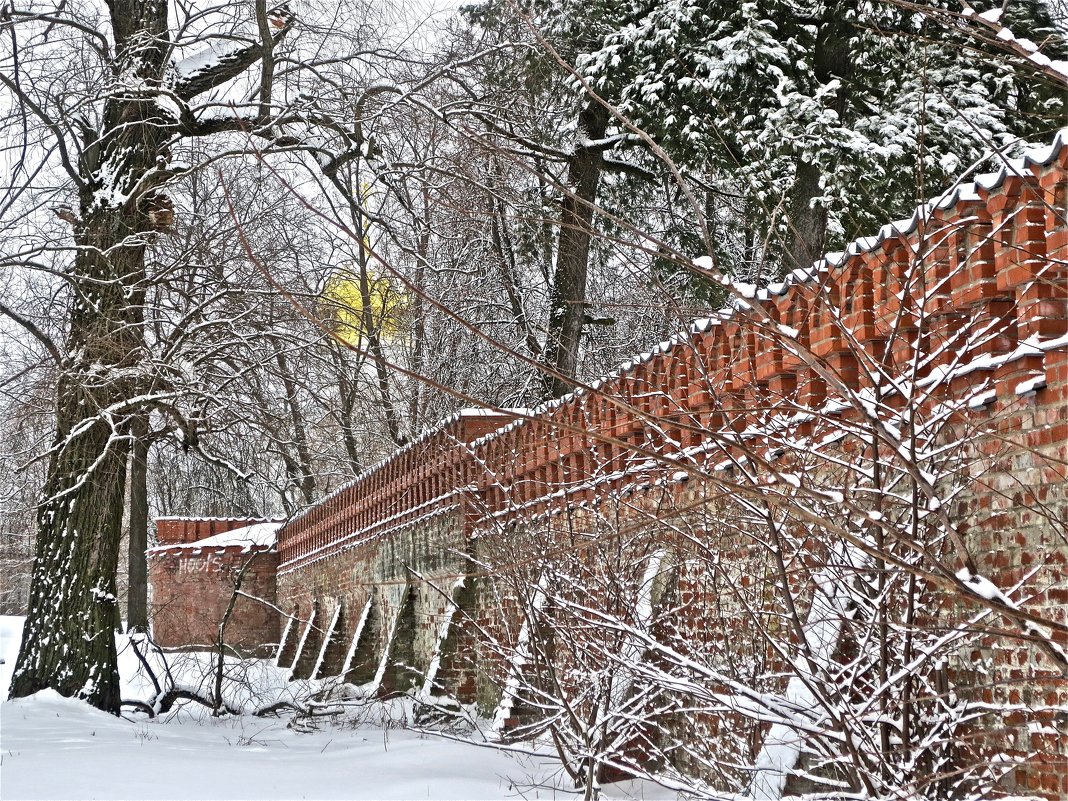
<box><xmin>576</xmin><ymin>0</ymin><xmax>1066</xmax><ymax>275</ymax></box>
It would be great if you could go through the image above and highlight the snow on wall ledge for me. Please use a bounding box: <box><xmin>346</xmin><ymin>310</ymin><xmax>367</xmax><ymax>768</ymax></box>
<box><xmin>153</xmin><ymin>131</ymin><xmax>1068</xmax><ymax>799</ymax></box>
<box><xmin>155</xmin><ymin>516</ymin><xmax>283</xmax><ymax>547</ymax></box>
<box><xmin>275</xmin><ymin>129</ymin><xmax>1067</xmax><ymax>567</ymax></box>
<box><xmin>148</xmin><ymin>517</ymin><xmax>282</xmax><ymax>657</ymax></box>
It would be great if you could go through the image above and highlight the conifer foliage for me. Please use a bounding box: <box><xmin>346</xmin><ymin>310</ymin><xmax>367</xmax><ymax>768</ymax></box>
<box><xmin>574</xmin><ymin>0</ymin><xmax>1066</xmax><ymax>272</ymax></box>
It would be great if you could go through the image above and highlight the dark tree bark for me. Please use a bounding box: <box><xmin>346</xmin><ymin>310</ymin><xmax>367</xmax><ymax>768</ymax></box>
<box><xmin>11</xmin><ymin>210</ymin><xmax>152</xmax><ymax>712</ymax></box>
<box><xmin>326</xmin><ymin>168</ymin><xmax>407</xmax><ymax>446</ymax></box>
<box><xmin>9</xmin><ymin>0</ymin><xmax>284</xmax><ymax>713</ymax></box>
<box><xmin>10</xmin><ymin>0</ymin><xmax>172</xmax><ymax>712</ymax></box>
<box><xmin>786</xmin><ymin>156</ymin><xmax>829</xmax><ymax>274</ymax></box>
<box><xmin>541</xmin><ymin>100</ymin><xmax>609</xmax><ymax>400</ymax></box>
<box><xmin>785</xmin><ymin>13</ymin><xmax>854</xmax><ymax>273</ymax></box>
<box><xmin>126</xmin><ymin>414</ymin><xmax>150</xmax><ymax>633</ymax></box>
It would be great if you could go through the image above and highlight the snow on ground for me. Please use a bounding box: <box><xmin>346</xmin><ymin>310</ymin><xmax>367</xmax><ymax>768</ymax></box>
<box><xmin>1</xmin><ymin>690</ymin><xmax>559</xmax><ymax>800</ymax></box>
<box><xmin>0</xmin><ymin>615</ymin><xmax>21</xmax><ymax>692</ymax></box>
<box><xmin>116</xmin><ymin>632</ymin><xmax>319</xmax><ymax>715</ymax></box>
<box><xmin>0</xmin><ymin>617</ymin><xmax>675</xmax><ymax>800</ymax></box>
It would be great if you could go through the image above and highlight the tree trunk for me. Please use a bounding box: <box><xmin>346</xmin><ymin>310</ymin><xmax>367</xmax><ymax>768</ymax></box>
<box><xmin>126</xmin><ymin>414</ymin><xmax>150</xmax><ymax>633</ymax></box>
<box><xmin>785</xmin><ymin>12</ymin><xmax>854</xmax><ymax>273</ymax></box>
<box><xmin>10</xmin><ymin>0</ymin><xmax>170</xmax><ymax>713</ymax></box>
<box><xmin>786</xmin><ymin>157</ymin><xmax>828</xmax><ymax>273</ymax></box>
<box><xmin>274</xmin><ymin>346</ymin><xmax>317</xmax><ymax>504</ymax></box>
<box><xmin>333</xmin><ymin>348</ymin><xmax>365</xmax><ymax>476</ymax></box>
<box><xmin>541</xmin><ymin>100</ymin><xmax>609</xmax><ymax>399</ymax></box>
<box><xmin>11</xmin><ymin>215</ymin><xmax>147</xmax><ymax>713</ymax></box>
<box><xmin>407</xmin><ymin>188</ymin><xmax>431</xmax><ymax>431</ymax></box>
<box><xmin>359</xmin><ymin>261</ymin><xmax>405</xmax><ymax>445</ymax></box>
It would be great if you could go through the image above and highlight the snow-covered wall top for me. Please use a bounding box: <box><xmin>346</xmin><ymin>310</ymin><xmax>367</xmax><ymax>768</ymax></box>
<box><xmin>155</xmin><ymin>516</ymin><xmax>284</xmax><ymax>548</ymax></box>
<box><xmin>276</xmin><ymin>129</ymin><xmax>1068</xmax><ymax>570</ymax></box>
<box><xmin>150</xmin><ymin>521</ymin><xmax>282</xmax><ymax>554</ymax></box>
<box><xmin>470</xmin><ymin>128</ymin><xmax>1068</xmax><ymax>443</ymax></box>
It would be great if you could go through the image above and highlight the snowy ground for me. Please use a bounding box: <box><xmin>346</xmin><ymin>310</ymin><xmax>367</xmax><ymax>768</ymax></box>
<box><xmin>2</xmin><ymin>691</ymin><xmax>561</xmax><ymax>800</ymax></box>
<box><xmin>0</xmin><ymin>617</ymin><xmax>673</xmax><ymax>800</ymax></box>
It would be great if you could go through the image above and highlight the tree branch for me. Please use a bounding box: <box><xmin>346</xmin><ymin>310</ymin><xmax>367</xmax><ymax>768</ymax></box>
<box><xmin>173</xmin><ymin>19</ymin><xmax>293</xmax><ymax>101</ymax></box>
<box><xmin>0</xmin><ymin>300</ymin><xmax>62</xmax><ymax>364</ymax></box>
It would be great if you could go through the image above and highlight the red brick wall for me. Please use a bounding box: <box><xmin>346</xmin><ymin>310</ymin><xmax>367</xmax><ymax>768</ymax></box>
<box><xmin>155</xmin><ymin>517</ymin><xmax>269</xmax><ymax>547</ymax></box>
<box><xmin>277</xmin><ymin>412</ymin><xmax>512</xmax><ymax>570</ymax></box>
<box><xmin>165</xmin><ymin>138</ymin><xmax>1067</xmax><ymax>795</ymax></box>
<box><xmin>276</xmin><ymin>508</ymin><xmax>470</xmax><ymax>684</ymax></box>
<box><xmin>276</xmin><ymin>142</ymin><xmax>1066</xmax><ymax>570</ymax></box>
<box><xmin>148</xmin><ymin>543</ymin><xmax>280</xmax><ymax>657</ymax></box>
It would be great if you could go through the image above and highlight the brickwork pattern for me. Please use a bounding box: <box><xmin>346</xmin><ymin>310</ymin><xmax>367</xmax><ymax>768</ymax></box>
<box><xmin>148</xmin><ymin>545</ymin><xmax>279</xmax><ymax>658</ymax></box>
<box><xmin>153</xmin><ymin>135</ymin><xmax>1067</xmax><ymax>797</ymax></box>
<box><xmin>155</xmin><ymin>517</ymin><xmax>270</xmax><ymax>547</ymax></box>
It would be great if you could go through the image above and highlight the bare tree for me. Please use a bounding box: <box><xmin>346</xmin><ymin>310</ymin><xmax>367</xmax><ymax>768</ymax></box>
<box><xmin>0</xmin><ymin>0</ymin><xmax>436</xmax><ymax>711</ymax></box>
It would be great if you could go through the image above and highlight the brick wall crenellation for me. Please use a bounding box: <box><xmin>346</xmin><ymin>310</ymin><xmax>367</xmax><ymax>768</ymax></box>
<box><xmin>273</xmin><ymin>145</ymin><xmax>1067</xmax><ymax>575</ymax></box>
<box><xmin>151</xmin><ymin>135</ymin><xmax>1068</xmax><ymax>797</ymax></box>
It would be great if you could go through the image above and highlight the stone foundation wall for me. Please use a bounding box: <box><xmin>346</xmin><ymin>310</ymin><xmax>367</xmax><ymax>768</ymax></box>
<box><xmin>276</xmin><ymin>509</ymin><xmax>471</xmax><ymax>690</ymax></box>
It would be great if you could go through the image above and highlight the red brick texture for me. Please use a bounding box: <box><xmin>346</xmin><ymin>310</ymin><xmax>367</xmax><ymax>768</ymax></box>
<box><xmin>148</xmin><ymin>526</ymin><xmax>280</xmax><ymax>658</ymax></box>
<box><xmin>155</xmin><ymin>139</ymin><xmax>1068</xmax><ymax>796</ymax></box>
<box><xmin>155</xmin><ymin>517</ymin><xmax>270</xmax><ymax>547</ymax></box>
